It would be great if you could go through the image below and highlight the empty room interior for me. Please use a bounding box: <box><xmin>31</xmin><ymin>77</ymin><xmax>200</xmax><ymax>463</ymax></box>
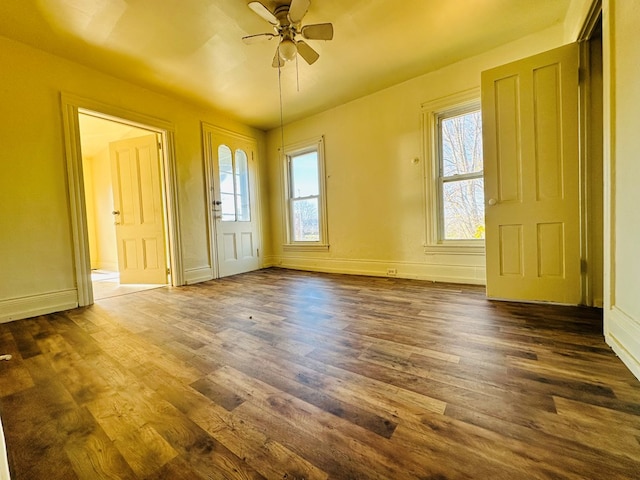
<box><xmin>1</xmin><ymin>0</ymin><xmax>640</xmax><ymax>478</ymax></box>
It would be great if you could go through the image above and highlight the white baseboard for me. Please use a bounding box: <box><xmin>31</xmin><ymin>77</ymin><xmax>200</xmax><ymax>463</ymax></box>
<box><xmin>605</xmin><ymin>306</ymin><xmax>640</xmax><ymax>382</ymax></box>
<box><xmin>0</xmin><ymin>415</ymin><xmax>9</xmax><ymax>480</ymax></box>
<box><xmin>272</xmin><ymin>255</ymin><xmax>486</xmax><ymax>285</ymax></box>
<box><xmin>261</xmin><ymin>256</ymin><xmax>277</xmax><ymax>269</ymax></box>
<box><xmin>183</xmin><ymin>266</ymin><xmax>214</xmax><ymax>285</ymax></box>
<box><xmin>0</xmin><ymin>289</ymin><xmax>78</xmax><ymax>323</ymax></box>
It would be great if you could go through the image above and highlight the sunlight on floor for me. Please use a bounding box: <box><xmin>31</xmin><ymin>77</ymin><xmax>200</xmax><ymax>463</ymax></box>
<box><xmin>91</xmin><ymin>270</ymin><xmax>165</xmax><ymax>300</ymax></box>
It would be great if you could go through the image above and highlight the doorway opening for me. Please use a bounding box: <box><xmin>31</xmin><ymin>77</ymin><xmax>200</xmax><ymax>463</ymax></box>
<box><xmin>78</xmin><ymin>113</ymin><xmax>170</xmax><ymax>300</ymax></box>
<box><xmin>579</xmin><ymin>4</ymin><xmax>604</xmax><ymax>307</ymax></box>
<box><xmin>61</xmin><ymin>93</ymin><xmax>183</xmax><ymax>307</ymax></box>
<box><xmin>203</xmin><ymin>124</ymin><xmax>262</xmax><ymax>279</ymax></box>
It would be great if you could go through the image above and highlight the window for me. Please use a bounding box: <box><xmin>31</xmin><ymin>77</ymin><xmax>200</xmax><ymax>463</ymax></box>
<box><xmin>438</xmin><ymin>107</ymin><xmax>484</xmax><ymax>239</ymax></box>
<box><xmin>218</xmin><ymin>145</ymin><xmax>250</xmax><ymax>222</ymax></box>
<box><xmin>423</xmin><ymin>89</ymin><xmax>485</xmax><ymax>254</ymax></box>
<box><xmin>283</xmin><ymin>137</ymin><xmax>328</xmax><ymax>250</ymax></box>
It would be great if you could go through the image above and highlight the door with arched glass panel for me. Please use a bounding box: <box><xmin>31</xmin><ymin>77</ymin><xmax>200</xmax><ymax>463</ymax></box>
<box><xmin>205</xmin><ymin>126</ymin><xmax>260</xmax><ymax>278</ymax></box>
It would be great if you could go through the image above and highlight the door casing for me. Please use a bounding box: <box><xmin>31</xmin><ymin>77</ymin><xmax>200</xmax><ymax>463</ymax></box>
<box><xmin>203</xmin><ymin>123</ymin><xmax>262</xmax><ymax>279</ymax></box>
<box><xmin>61</xmin><ymin>93</ymin><xmax>183</xmax><ymax>306</ymax></box>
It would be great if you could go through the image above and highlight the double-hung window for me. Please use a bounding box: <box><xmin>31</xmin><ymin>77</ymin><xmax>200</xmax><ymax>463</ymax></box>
<box><xmin>423</xmin><ymin>89</ymin><xmax>485</xmax><ymax>253</ymax></box>
<box><xmin>283</xmin><ymin>136</ymin><xmax>328</xmax><ymax>250</ymax></box>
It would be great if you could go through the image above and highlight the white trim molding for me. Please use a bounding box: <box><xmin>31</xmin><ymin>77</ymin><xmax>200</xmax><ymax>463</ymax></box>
<box><xmin>60</xmin><ymin>93</ymin><xmax>184</xmax><ymax>307</ymax></box>
<box><xmin>201</xmin><ymin>123</ymin><xmax>263</xmax><ymax>280</ymax></box>
<box><xmin>274</xmin><ymin>255</ymin><xmax>486</xmax><ymax>285</ymax></box>
<box><xmin>606</xmin><ymin>306</ymin><xmax>640</xmax><ymax>381</ymax></box>
<box><xmin>421</xmin><ymin>88</ymin><xmax>485</xmax><ymax>256</ymax></box>
<box><xmin>280</xmin><ymin>136</ymin><xmax>329</xmax><ymax>251</ymax></box>
<box><xmin>184</xmin><ymin>266</ymin><xmax>214</xmax><ymax>285</ymax></box>
<box><xmin>0</xmin><ymin>289</ymin><xmax>78</xmax><ymax>323</ymax></box>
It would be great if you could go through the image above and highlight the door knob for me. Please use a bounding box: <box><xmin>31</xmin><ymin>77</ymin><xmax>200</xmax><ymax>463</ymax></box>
<box><xmin>487</xmin><ymin>198</ymin><xmax>497</xmax><ymax>206</ymax></box>
<box><xmin>213</xmin><ymin>201</ymin><xmax>222</xmax><ymax>206</ymax></box>
<box><xmin>112</xmin><ymin>210</ymin><xmax>120</xmax><ymax>215</ymax></box>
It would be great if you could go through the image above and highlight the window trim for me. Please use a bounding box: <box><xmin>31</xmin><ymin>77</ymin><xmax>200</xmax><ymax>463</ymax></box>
<box><xmin>281</xmin><ymin>136</ymin><xmax>329</xmax><ymax>251</ymax></box>
<box><xmin>422</xmin><ymin>88</ymin><xmax>485</xmax><ymax>255</ymax></box>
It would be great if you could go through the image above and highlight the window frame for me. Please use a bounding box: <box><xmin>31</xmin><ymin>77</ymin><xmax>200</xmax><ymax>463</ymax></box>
<box><xmin>422</xmin><ymin>88</ymin><xmax>485</xmax><ymax>255</ymax></box>
<box><xmin>281</xmin><ymin>136</ymin><xmax>329</xmax><ymax>251</ymax></box>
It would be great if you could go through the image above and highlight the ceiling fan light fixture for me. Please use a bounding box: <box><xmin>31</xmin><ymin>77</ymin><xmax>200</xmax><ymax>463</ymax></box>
<box><xmin>278</xmin><ymin>38</ymin><xmax>298</xmax><ymax>62</ymax></box>
<box><xmin>244</xmin><ymin>0</ymin><xmax>332</xmax><ymax>67</ymax></box>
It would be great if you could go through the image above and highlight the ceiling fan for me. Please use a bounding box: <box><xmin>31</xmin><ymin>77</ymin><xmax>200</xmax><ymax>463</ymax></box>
<box><xmin>242</xmin><ymin>0</ymin><xmax>334</xmax><ymax>67</ymax></box>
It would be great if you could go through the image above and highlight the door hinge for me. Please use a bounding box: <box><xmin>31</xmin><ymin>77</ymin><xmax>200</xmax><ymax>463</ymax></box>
<box><xmin>158</xmin><ymin>142</ymin><xmax>162</xmax><ymax>150</ymax></box>
<box><xmin>257</xmin><ymin>248</ymin><xmax>260</xmax><ymax>257</ymax></box>
<box><xmin>167</xmin><ymin>267</ymin><xmax>171</xmax><ymax>275</ymax></box>
<box><xmin>580</xmin><ymin>259</ymin><xmax>587</xmax><ymax>274</ymax></box>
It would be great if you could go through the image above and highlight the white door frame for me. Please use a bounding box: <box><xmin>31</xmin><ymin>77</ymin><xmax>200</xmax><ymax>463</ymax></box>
<box><xmin>61</xmin><ymin>93</ymin><xmax>183</xmax><ymax>306</ymax></box>
<box><xmin>578</xmin><ymin>1</ymin><xmax>604</xmax><ymax>308</ymax></box>
<box><xmin>202</xmin><ymin>122</ymin><xmax>261</xmax><ymax>279</ymax></box>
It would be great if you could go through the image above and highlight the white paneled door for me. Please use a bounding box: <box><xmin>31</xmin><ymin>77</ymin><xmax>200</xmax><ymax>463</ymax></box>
<box><xmin>482</xmin><ymin>43</ymin><xmax>581</xmax><ymax>304</ymax></box>
<box><xmin>109</xmin><ymin>134</ymin><xmax>168</xmax><ymax>284</ymax></box>
<box><xmin>205</xmin><ymin>127</ymin><xmax>260</xmax><ymax>278</ymax></box>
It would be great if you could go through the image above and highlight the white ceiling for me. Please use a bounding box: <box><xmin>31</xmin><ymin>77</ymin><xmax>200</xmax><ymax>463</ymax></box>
<box><xmin>78</xmin><ymin>113</ymin><xmax>152</xmax><ymax>158</ymax></box>
<box><xmin>0</xmin><ymin>0</ymin><xmax>572</xmax><ymax>130</ymax></box>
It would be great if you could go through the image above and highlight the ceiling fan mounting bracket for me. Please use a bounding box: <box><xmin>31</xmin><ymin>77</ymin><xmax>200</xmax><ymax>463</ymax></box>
<box><xmin>274</xmin><ymin>5</ymin><xmax>293</xmax><ymax>25</ymax></box>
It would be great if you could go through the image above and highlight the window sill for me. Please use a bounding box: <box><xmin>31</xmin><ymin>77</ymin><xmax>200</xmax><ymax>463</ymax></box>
<box><xmin>283</xmin><ymin>243</ymin><xmax>330</xmax><ymax>252</ymax></box>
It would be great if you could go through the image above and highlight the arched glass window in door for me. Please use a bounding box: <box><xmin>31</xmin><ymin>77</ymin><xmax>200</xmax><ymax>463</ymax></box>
<box><xmin>234</xmin><ymin>149</ymin><xmax>250</xmax><ymax>221</ymax></box>
<box><xmin>217</xmin><ymin>145</ymin><xmax>251</xmax><ymax>222</ymax></box>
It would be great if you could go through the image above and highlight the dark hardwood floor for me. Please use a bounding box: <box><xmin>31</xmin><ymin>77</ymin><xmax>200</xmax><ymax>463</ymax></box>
<box><xmin>1</xmin><ymin>268</ymin><xmax>640</xmax><ymax>479</ymax></box>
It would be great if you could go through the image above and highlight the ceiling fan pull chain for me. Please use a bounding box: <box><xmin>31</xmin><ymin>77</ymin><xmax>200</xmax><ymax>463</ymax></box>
<box><xmin>278</xmin><ymin>61</ymin><xmax>286</xmax><ymax>158</ymax></box>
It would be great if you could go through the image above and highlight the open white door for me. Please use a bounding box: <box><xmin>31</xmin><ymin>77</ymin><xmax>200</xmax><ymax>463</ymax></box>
<box><xmin>482</xmin><ymin>43</ymin><xmax>581</xmax><ymax>304</ymax></box>
<box><xmin>204</xmin><ymin>126</ymin><xmax>260</xmax><ymax>278</ymax></box>
<box><xmin>110</xmin><ymin>134</ymin><xmax>168</xmax><ymax>284</ymax></box>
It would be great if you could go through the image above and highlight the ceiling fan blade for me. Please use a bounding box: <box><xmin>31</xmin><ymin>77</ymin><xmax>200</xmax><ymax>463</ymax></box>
<box><xmin>296</xmin><ymin>40</ymin><xmax>320</xmax><ymax>65</ymax></box>
<box><xmin>272</xmin><ymin>48</ymin><xmax>285</xmax><ymax>68</ymax></box>
<box><xmin>288</xmin><ymin>0</ymin><xmax>310</xmax><ymax>24</ymax></box>
<box><xmin>242</xmin><ymin>32</ymin><xmax>277</xmax><ymax>44</ymax></box>
<box><xmin>248</xmin><ymin>1</ymin><xmax>279</xmax><ymax>26</ymax></box>
<box><xmin>301</xmin><ymin>23</ymin><xmax>334</xmax><ymax>41</ymax></box>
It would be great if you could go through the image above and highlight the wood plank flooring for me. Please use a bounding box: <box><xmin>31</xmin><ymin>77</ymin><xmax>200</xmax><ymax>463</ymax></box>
<box><xmin>1</xmin><ymin>268</ymin><xmax>640</xmax><ymax>479</ymax></box>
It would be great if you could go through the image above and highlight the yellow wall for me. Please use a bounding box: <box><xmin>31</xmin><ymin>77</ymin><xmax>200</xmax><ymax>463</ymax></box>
<box><xmin>82</xmin><ymin>153</ymin><xmax>99</xmax><ymax>269</ymax></box>
<box><xmin>604</xmin><ymin>0</ymin><xmax>640</xmax><ymax>379</ymax></box>
<box><xmin>0</xmin><ymin>34</ymin><xmax>265</xmax><ymax>319</ymax></box>
<box><xmin>83</xmin><ymin>149</ymin><xmax>118</xmax><ymax>272</ymax></box>
<box><xmin>265</xmin><ymin>26</ymin><xmax>566</xmax><ymax>284</ymax></box>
